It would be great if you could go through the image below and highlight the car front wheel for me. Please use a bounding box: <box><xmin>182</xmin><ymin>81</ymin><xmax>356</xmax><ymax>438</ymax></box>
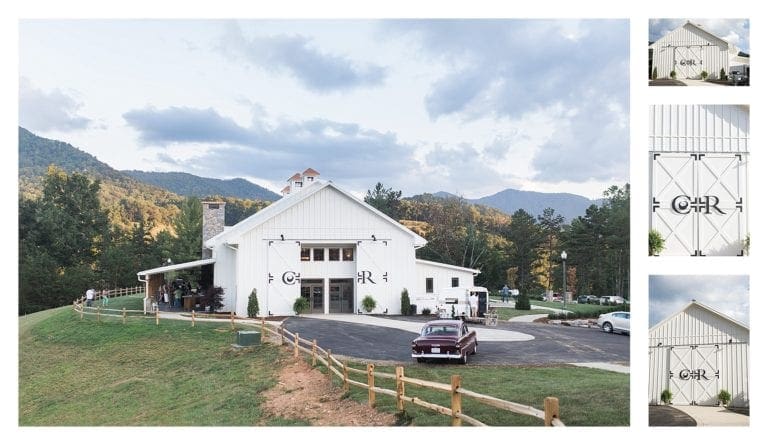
<box><xmin>602</xmin><ymin>322</ymin><xmax>614</xmax><ymax>333</ymax></box>
<box><xmin>460</xmin><ymin>352</ymin><xmax>468</xmax><ymax>365</ymax></box>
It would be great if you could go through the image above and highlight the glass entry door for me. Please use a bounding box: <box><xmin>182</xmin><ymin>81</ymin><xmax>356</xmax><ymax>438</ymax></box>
<box><xmin>300</xmin><ymin>279</ymin><xmax>324</xmax><ymax>313</ymax></box>
<box><xmin>329</xmin><ymin>279</ymin><xmax>354</xmax><ymax>313</ymax></box>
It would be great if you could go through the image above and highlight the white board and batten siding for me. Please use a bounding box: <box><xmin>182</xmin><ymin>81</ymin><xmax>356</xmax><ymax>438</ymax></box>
<box><xmin>411</xmin><ymin>260</ymin><xmax>478</xmax><ymax>313</ymax></box>
<box><xmin>649</xmin><ymin>105</ymin><xmax>749</xmax><ymax>256</ymax></box>
<box><xmin>224</xmin><ymin>185</ymin><xmax>417</xmax><ymax>316</ymax></box>
<box><xmin>649</xmin><ymin>302</ymin><xmax>749</xmax><ymax>407</ymax></box>
<box><xmin>650</xmin><ymin>22</ymin><xmax>729</xmax><ymax>80</ymax></box>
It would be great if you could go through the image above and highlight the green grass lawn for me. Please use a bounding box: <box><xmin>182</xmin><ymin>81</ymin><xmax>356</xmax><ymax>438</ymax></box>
<box><xmin>335</xmin><ymin>362</ymin><xmax>629</xmax><ymax>426</ymax></box>
<box><xmin>19</xmin><ymin>303</ymin><xmax>281</xmax><ymax>426</ymax></box>
<box><xmin>20</xmin><ymin>300</ymin><xmax>629</xmax><ymax>427</ymax></box>
<box><xmin>493</xmin><ymin>307</ymin><xmax>551</xmax><ymax>320</ymax></box>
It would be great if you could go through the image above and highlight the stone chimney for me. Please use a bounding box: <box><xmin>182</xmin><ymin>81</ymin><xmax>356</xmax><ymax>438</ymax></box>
<box><xmin>202</xmin><ymin>200</ymin><xmax>226</xmax><ymax>258</ymax></box>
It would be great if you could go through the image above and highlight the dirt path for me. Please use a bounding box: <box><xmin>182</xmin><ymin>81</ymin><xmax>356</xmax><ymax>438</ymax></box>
<box><xmin>260</xmin><ymin>355</ymin><xmax>397</xmax><ymax>426</ymax></box>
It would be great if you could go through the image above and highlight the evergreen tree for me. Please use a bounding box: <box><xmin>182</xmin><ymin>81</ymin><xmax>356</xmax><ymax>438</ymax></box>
<box><xmin>507</xmin><ymin>209</ymin><xmax>545</xmax><ymax>297</ymax></box>
<box><xmin>172</xmin><ymin>197</ymin><xmax>203</xmax><ymax>263</ymax></box>
<box><xmin>364</xmin><ymin>182</ymin><xmax>402</xmax><ymax>219</ymax></box>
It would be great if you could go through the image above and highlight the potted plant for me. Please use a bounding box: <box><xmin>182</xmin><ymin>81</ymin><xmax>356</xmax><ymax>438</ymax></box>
<box><xmin>717</xmin><ymin>389</ymin><xmax>731</xmax><ymax>407</ymax></box>
<box><xmin>649</xmin><ymin>229</ymin><xmax>665</xmax><ymax>256</ymax></box>
<box><xmin>660</xmin><ymin>389</ymin><xmax>673</xmax><ymax>405</ymax></box>
<box><xmin>361</xmin><ymin>295</ymin><xmax>377</xmax><ymax>313</ymax></box>
<box><xmin>293</xmin><ymin>297</ymin><xmax>309</xmax><ymax>316</ymax></box>
<box><xmin>670</xmin><ymin>70</ymin><xmax>677</xmax><ymax>79</ymax></box>
<box><xmin>700</xmin><ymin>70</ymin><xmax>708</xmax><ymax>80</ymax></box>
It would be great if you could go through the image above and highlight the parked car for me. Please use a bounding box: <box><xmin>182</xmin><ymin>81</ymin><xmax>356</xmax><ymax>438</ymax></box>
<box><xmin>411</xmin><ymin>319</ymin><xmax>478</xmax><ymax>364</ymax></box>
<box><xmin>597</xmin><ymin>311</ymin><xmax>630</xmax><ymax>334</ymax></box>
<box><xmin>600</xmin><ymin>295</ymin><xmax>626</xmax><ymax>305</ymax></box>
<box><xmin>577</xmin><ymin>295</ymin><xmax>599</xmax><ymax>304</ymax></box>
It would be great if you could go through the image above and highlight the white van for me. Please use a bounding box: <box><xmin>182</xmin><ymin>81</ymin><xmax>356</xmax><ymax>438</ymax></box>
<box><xmin>437</xmin><ymin>286</ymin><xmax>489</xmax><ymax>319</ymax></box>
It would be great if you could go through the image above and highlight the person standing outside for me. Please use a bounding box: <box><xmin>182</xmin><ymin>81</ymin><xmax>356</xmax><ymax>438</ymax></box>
<box><xmin>501</xmin><ymin>285</ymin><xmax>510</xmax><ymax>303</ymax></box>
<box><xmin>85</xmin><ymin>288</ymin><xmax>95</xmax><ymax>307</ymax></box>
<box><xmin>174</xmin><ymin>286</ymin><xmax>183</xmax><ymax>308</ymax></box>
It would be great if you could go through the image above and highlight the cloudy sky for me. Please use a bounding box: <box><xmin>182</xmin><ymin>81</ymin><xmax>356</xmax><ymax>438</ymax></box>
<box><xmin>19</xmin><ymin>19</ymin><xmax>628</xmax><ymax>199</ymax></box>
<box><xmin>649</xmin><ymin>275</ymin><xmax>749</xmax><ymax>327</ymax></box>
<box><xmin>648</xmin><ymin>19</ymin><xmax>750</xmax><ymax>53</ymax></box>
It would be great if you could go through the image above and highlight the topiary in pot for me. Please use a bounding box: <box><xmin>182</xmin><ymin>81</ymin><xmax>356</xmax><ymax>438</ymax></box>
<box><xmin>649</xmin><ymin>229</ymin><xmax>665</xmax><ymax>256</ymax></box>
<box><xmin>701</xmin><ymin>70</ymin><xmax>708</xmax><ymax>80</ymax></box>
<box><xmin>293</xmin><ymin>297</ymin><xmax>309</xmax><ymax>315</ymax></box>
<box><xmin>660</xmin><ymin>389</ymin><xmax>673</xmax><ymax>405</ymax></box>
<box><xmin>720</xmin><ymin>68</ymin><xmax>727</xmax><ymax>80</ymax></box>
<box><xmin>652</xmin><ymin>66</ymin><xmax>658</xmax><ymax>80</ymax></box>
<box><xmin>400</xmin><ymin>288</ymin><xmax>411</xmax><ymax>315</ymax></box>
<box><xmin>670</xmin><ymin>70</ymin><xmax>677</xmax><ymax>79</ymax></box>
<box><xmin>717</xmin><ymin>389</ymin><xmax>731</xmax><ymax>407</ymax></box>
<box><xmin>361</xmin><ymin>295</ymin><xmax>376</xmax><ymax>313</ymax></box>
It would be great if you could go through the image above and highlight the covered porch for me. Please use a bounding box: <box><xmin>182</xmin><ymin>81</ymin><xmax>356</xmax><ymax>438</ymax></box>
<box><xmin>137</xmin><ymin>258</ymin><xmax>216</xmax><ymax>313</ymax></box>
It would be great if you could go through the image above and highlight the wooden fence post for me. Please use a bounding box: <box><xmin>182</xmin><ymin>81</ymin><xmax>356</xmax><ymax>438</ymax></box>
<box><xmin>191</xmin><ymin>310</ymin><xmax>195</xmax><ymax>327</ymax></box>
<box><xmin>544</xmin><ymin>397</ymin><xmax>560</xmax><ymax>426</ymax></box>
<box><xmin>279</xmin><ymin>325</ymin><xmax>284</xmax><ymax>345</ymax></box>
<box><xmin>326</xmin><ymin>349</ymin><xmax>332</xmax><ymax>382</ymax></box>
<box><xmin>451</xmin><ymin>375</ymin><xmax>462</xmax><ymax>426</ymax></box>
<box><xmin>155</xmin><ymin>308</ymin><xmax>159</xmax><ymax>326</ymax></box>
<box><xmin>230</xmin><ymin>311</ymin><xmax>235</xmax><ymax>331</ymax></box>
<box><xmin>122</xmin><ymin>308</ymin><xmax>126</xmax><ymax>324</ymax></box>
<box><xmin>97</xmin><ymin>307</ymin><xmax>101</xmax><ymax>323</ymax></box>
<box><xmin>367</xmin><ymin>364</ymin><xmax>376</xmax><ymax>408</ymax></box>
<box><xmin>343</xmin><ymin>360</ymin><xmax>349</xmax><ymax>393</ymax></box>
<box><xmin>80</xmin><ymin>304</ymin><xmax>84</xmax><ymax>320</ymax></box>
<box><xmin>294</xmin><ymin>333</ymin><xmax>300</xmax><ymax>358</ymax></box>
<box><xmin>395</xmin><ymin>366</ymin><xmax>405</xmax><ymax>412</ymax></box>
<box><xmin>312</xmin><ymin>340</ymin><xmax>317</xmax><ymax>366</ymax></box>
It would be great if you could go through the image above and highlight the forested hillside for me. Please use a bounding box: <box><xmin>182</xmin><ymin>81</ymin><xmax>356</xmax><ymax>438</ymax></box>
<box><xmin>122</xmin><ymin>170</ymin><xmax>280</xmax><ymax>201</ymax></box>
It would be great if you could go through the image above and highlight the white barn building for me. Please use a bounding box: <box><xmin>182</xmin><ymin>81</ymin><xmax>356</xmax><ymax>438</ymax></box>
<box><xmin>649</xmin><ymin>21</ymin><xmax>749</xmax><ymax>80</ymax></box>
<box><xmin>649</xmin><ymin>300</ymin><xmax>749</xmax><ymax>407</ymax></box>
<box><xmin>649</xmin><ymin>104</ymin><xmax>749</xmax><ymax>256</ymax></box>
<box><xmin>189</xmin><ymin>169</ymin><xmax>479</xmax><ymax>316</ymax></box>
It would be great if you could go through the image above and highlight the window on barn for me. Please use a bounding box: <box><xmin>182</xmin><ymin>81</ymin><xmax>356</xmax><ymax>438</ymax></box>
<box><xmin>342</xmin><ymin>248</ymin><xmax>354</xmax><ymax>261</ymax></box>
<box><xmin>426</xmin><ymin>278</ymin><xmax>434</xmax><ymax>293</ymax></box>
<box><xmin>313</xmin><ymin>248</ymin><xmax>325</xmax><ymax>261</ymax></box>
<box><xmin>300</xmin><ymin>248</ymin><xmax>310</xmax><ymax>261</ymax></box>
<box><xmin>451</xmin><ymin>277</ymin><xmax>459</xmax><ymax>287</ymax></box>
<box><xmin>328</xmin><ymin>248</ymin><xmax>340</xmax><ymax>261</ymax></box>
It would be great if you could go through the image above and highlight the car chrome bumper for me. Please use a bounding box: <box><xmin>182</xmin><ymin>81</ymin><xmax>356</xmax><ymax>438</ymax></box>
<box><xmin>411</xmin><ymin>352</ymin><xmax>462</xmax><ymax>359</ymax></box>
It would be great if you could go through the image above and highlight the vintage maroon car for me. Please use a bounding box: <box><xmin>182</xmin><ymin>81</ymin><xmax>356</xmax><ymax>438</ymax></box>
<box><xmin>411</xmin><ymin>319</ymin><xmax>478</xmax><ymax>364</ymax></box>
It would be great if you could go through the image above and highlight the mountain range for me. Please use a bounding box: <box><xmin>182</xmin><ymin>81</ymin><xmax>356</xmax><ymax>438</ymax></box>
<box><xmin>431</xmin><ymin>190</ymin><xmax>602</xmax><ymax>222</ymax></box>
<box><xmin>19</xmin><ymin>127</ymin><xmax>600</xmax><ymax>223</ymax></box>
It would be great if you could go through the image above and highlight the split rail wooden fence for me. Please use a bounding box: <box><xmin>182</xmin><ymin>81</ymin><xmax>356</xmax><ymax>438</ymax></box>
<box><xmin>72</xmin><ymin>294</ymin><xmax>565</xmax><ymax>426</ymax></box>
<box><xmin>258</xmin><ymin>319</ymin><xmax>565</xmax><ymax>427</ymax></box>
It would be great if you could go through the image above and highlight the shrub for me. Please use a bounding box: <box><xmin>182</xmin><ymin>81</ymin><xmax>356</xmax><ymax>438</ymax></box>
<box><xmin>293</xmin><ymin>297</ymin><xmax>309</xmax><ymax>315</ymax></box>
<box><xmin>720</xmin><ymin>68</ymin><xmax>727</xmax><ymax>80</ymax></box>
<box><xmin>661</xmin><ymin>389</ymin><xmax>673</xmax><ymax>404</ymax></box>
<box><xmin>400</xmin><ymin>288</ymin><xmax>411</xmax><ymax>315</ymax></box>
<box><xmin>718</xmin><ymin>389</ymin><xmax>731</xmax><ymax>407</ymax></box>
<box><xmin>670</xmin><ymin>70</ymin><xmax>677</xmax><ymax>79</ymax></box>
<box><xmin>361</xmin><ymin>295</ymin><xmax>376</xmax><ymax>313</ymax></box>
<box><xmin>649</xmin><ymin>229</ymin><xmax>665</xmax><ymax>256</ymax></box>
<box><xmin>700</xmin><ymin>70</ymin><xmax>708</xmax><ymax>80</ymax></box>
<box><xmin>247</xmin><ymin>289</ymin><xmax>259</xmax><ymax>318</ymax></box>
<box><xmin>652</xmin><ymin>66</ymin><xmax>658</xmax><ymax>80</ymax></box>
<box><xmin>421</xmin><ymin>308</ymin><xmax>432</xmax><ymax>316</ymax></box>
<box><xmin>515</xmin><ymin>294</ymin><xmax>531</xmax><ymax>310</ymax></box>
<box><xmin>200</xmin><ymin>286</ymin><xmax>224</xmax><ymax>313</ymax></box>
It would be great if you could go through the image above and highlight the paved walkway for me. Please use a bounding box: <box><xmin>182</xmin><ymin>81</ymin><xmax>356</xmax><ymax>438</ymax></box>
<box><xmin>303</xmin><ymin>313</ymin><xmax>534</xmax><ymax>341</ymax></box>
<box><xmin>569</xmin><ymin>362</ymin><xmax>629</xmax><ymax>374</ymax></box>
<box><xmin>677</xmin><ymin>78</ymin><xmax>720</xmax><ymax>87</ymax></box>
<box><xmin>671</xmin><ymin>405</ymin><xmax>749</xmax><ymax>426</ymax></box>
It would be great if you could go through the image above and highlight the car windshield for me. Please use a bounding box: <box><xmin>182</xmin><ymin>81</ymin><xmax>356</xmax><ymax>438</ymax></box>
<box><xmin>421</xmin><ymin>325</ymin><xmax>459</xmax><ymax>336</ymax></box>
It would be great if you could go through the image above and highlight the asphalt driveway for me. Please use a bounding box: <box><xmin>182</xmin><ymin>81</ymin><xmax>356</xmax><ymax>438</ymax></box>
<box><xmin>282</xmin><ymin>316</ymin><xmax>629</xmax><ymax>366</ymax></box>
